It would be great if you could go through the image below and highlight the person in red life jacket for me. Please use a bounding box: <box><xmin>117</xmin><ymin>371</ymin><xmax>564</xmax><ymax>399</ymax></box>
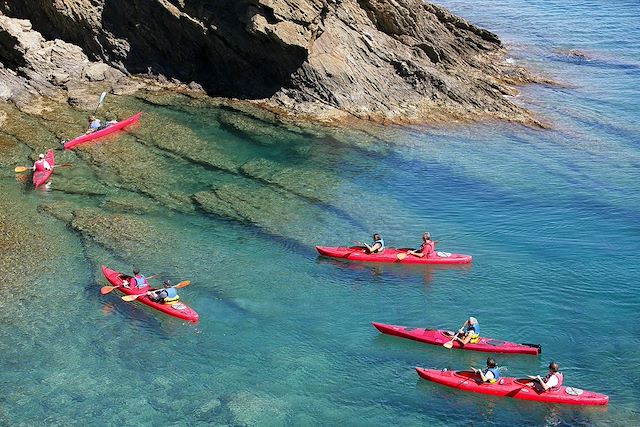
<box><xmin>125</xmin><ymin>267</ymin><xmax>149</xmax><ymax>289</ymax></box>
<box><xmin>32</xmin><ymin>153</ymin><xmax>51</xmax><ymax>172</ymax></box>
<box><xmin>363</xmin><ymin>233</ymin><xmax>385</xmax><ymax>254</ymax></box>
<box><xmin>471</xmin><ymin>357</ymin><xmax>501</xmax><ymax>383</ymax></box>
<box><xmin>528</xmin><ymin>361</ymin><xmax>564</xmax><ymax>391</ymax></box>
<box><xmin>147</xmin><ymin>280</ymin><xmax>180</xmax><ymax>304</ymax></box>
<box><xmin>406</xmin><ymin>232</ymin><xmax>436</xmax><ymax>258</ymax></box>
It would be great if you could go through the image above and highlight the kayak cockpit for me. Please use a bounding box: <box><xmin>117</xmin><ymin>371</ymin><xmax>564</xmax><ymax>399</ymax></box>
<box><xmin>117</xmin><ymin>274</ymin><xmax>150</xmax><ymax>294</ymax></box>
<box><xmin>453</xmin><ymin>371</ymin><xmax>480</xmax><ymax>381</ymax></box>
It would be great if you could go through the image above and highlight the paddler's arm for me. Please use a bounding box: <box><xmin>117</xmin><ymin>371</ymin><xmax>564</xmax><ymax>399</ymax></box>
<box><xmin>524</xmin><ymin>375</ymin><xmax>546</xmax><ymax>389</ymax></box>
<box><xmin>147</xmin><ymin>289</ymin><xmax>168</xmax><ymax>298</ymax></box>
<box><xmin>407</xmin><ymin>247</ymin><xmax>425</xmax><ymax>257</ymax></box>
<box><xmin>366</xmin><ymin>242</ymin><xmax>382</xmax><ymax>253</ymax></box>
<box><xmin>536</xmin><ymin>375</ymin><xmax>554</xmax><ymax>391</ymax></box>
<box><xmin>470</xmin><ymin>367</ymin><xmax>487</xmax><ymax>382</ymax></box>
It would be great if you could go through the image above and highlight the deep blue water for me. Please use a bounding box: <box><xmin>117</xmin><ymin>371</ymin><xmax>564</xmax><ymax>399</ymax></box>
<box><xmin>1</xmin><ymin>0</ymin><xmax>639</xmax><ymax>425</ymax></box>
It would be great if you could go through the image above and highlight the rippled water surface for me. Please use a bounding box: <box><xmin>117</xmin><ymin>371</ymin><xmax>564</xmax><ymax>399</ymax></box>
<box><xmin>1</xmin><ymin>1</ymin><xmax>639</xmax><ymax>425</ymax></box>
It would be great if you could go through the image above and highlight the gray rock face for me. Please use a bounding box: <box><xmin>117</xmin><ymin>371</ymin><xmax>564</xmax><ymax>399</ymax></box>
<box><xmin>0</xmin><ymin>0</ymin><xmax>544</xmax><ymax>125</ymax></box>
<box><xmin>0</xmin><ymin>12</ymin><xmax>126</xmax><ymax>113</ymax></box>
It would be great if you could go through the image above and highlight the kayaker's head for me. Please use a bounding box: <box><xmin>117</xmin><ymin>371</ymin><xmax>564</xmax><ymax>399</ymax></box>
<box><xmin>373</xmin><ymin>233</ymin><xmax>381</xmax><ymax>241</ymax></box>
<box><xmin>548</xmin><ymin>361</ymin><xmax>560</xmax><ymax>373</ymax></box>
<box><xmin>133</xmin><ymin>267</ymin><xmax>140</xmax><ymax>275</ymax></box>
<box><xmin>486</xmin><ymin>357</ymin><xmax>497</xmax><ymax>368</ymax></box>
<box><xmin>38</xmin><ymin>153</ymin><xmax>45</xmax><ymax>159</ymax></box>
<box><xmin>163</xmin><ymin>280</ymin><xmax>172</xmax><ymax>288</ymax></box>
<box><xmin>468</xmin><ymin>316</ymin><xmax>478</xmax><ymax>325</ymax></box>
<box><xmin>423</xmin><ymin>232</ymin><xmax>431</xmax><ymax>241</ymax></box>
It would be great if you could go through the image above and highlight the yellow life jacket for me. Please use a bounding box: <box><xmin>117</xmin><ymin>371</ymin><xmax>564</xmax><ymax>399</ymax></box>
<box><xmin>163</xmin><ymin>295</ymin><xmax>180</xmax><ymax>304</ymax></box>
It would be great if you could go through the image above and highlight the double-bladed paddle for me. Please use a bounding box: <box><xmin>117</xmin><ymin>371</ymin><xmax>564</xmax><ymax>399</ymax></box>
<box><xmin>443</xmin><ymin>329</ymin><xmax>463</xmax><ymax>349</ymax></box>
<box><xmin>121</xmin><ymin>280</ymin><xmax>190</xmax><ymax>302</ymax></box>
<box><xmin>92</xmin><ymin>92</ymin><xmax>107</xmax><ymax>115</ymax></box>
<box><xmin>14</xmin><ymin>163</ymin><xmax>72</xmax><ymax>173</ymax></box>
<box><xmin>99</xmin><ymin>273</ymin><xmax>162</xmax><ymax>295</ymax></box>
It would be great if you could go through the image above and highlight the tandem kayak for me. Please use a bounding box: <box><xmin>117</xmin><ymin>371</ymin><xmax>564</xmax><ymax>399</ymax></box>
<box><xmin>316</xmin><ymin>246</ymin><xmax>472</xmax><ymax>264</ymax></box>
<box><xmin>63</xmin><ymin>112</ymin><xmax>143</xmax><ymax>150</ymax></box>
<box><xmin>415</xmin><ymin>368</ymin><xmax>608</xmax><ymax>406</ymax></box>
<box><xmin>372</xmin><ymin>322</ymin><xmax>541</xmax><ymax>355</ymax></box>
<box><xmin>101</xmin><ymin>265</ymin><xmax>199</xmax><ymax>323</ymax></box>
<box><xmin>33</xmin><ymin>149</ymin><xmax>55</xmax><ymax>189</ymax></box>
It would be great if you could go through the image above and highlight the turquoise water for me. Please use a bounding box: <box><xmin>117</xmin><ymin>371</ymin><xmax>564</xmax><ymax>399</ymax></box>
<box><xmin>2</xmin><ymin>1</ymin><xmax>640</xmax><ymax>425</ymax></box>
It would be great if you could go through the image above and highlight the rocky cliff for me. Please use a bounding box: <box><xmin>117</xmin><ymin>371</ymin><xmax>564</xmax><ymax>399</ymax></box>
<box><xmin>0</xmin><ymin>0</ymin><xmax>543</xmax><ymax>125</ymax></box>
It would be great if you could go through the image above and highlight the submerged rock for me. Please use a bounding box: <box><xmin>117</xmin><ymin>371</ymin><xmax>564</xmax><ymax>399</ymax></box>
<box><xmin>70</xmin><ymin>208</ymin><xmax>158</xmax><ymax>259</ymax></box>
<box><xmin>100</xmin><ymin>195</ymin><xmax>160</xmax><ymax>215</ymax></box>
<box><xmin>240</xmin><ymin>158</ymin><xmax>339</xmax><ymax>203</ymax></box>
<box><xmin>227</xmin><ymin>391</ymin><xmax>289</xmax><ymax>426</ymax></box>
<box><xmin>238</xmin><ymin>157</ymin><xmax>411</xmax><ymax>234</ymax></box>
<box><xmin>71</xmin><ymin>136</ymin><xmax>197</xmax><ymax>213</ymax></box>
<box><xmin>0</xmin><ymin>181</ymin><xmax>73</xmax><ymax>286</ymax></box>
<box><xmin>193</xmin><ymin>181</ymin><xmax>364</xmax><ymax>246</ymax></box>
<box><xmin>39</xmin><ymin>200</ymin><xmax>77</xmax><ymax>223</ymax></box>
<box><xmin>51</xmin><ymin>174</ymin><xmax>110</xmax><ymax>197</ymax></box>
<box><xmin>135</xmin><ymin>110</ymin><xmax>239</xmax><ymax>174</ymax></box>
<box><xmin>217</xmin><ymin>108</ymin><xmax>315</xmax><ymax>147</ymax></box>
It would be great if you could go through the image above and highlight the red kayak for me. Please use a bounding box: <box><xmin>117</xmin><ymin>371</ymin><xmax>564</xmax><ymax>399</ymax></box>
<box><xmin>372</xmin><ymin>322</ymin><xmax>541</xmax><ymax>355</ymax></box>
<box><xmin>101</xmin><ymin>265</ymin><xmax>199</xmax><ymax>323</ymax></box>
<box><xmin>415</xmin><ymin>368</ymin><xmax>609</xmax><ymax>406</ymax></box>
<box><xmin>316</xmin><ymin>246</ymin><xmax>472</xmax><ymax>264</ymax></box>
<box><xmin>64</xmin><ymin>112</ymin><xmax>142</xmax><ymax>150</ymax></box>
<box><xmin>33</xmin><ymin>149</ymin><xmax>55</xmax><ymax>188</ymax></box>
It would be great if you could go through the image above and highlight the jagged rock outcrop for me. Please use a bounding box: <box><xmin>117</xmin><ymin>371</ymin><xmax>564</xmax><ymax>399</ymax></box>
<box><xmin>0</xmin><ymin>0</ymin><xmax>545</xmax><ymax>125</ymax></box>
<box><xmin>0</xmin><ymin>12</ymin><xmax>143</xmax><ymax>114</ymax></box>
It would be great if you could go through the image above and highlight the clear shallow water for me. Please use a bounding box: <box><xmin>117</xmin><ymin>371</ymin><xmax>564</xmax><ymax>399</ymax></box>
<box><xmin>2</xmin><ymin>1</ymin><xmax>640</xmax><ymax>425</ymax></box>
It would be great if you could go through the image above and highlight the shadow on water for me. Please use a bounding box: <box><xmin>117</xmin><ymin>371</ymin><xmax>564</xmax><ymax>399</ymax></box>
<box><xmin>315</xmin><ymin>256</ymin><xmax>472</xmax><ymax>285</ymax></box>
<box><xmin>370</xmin><ymin>334</ymin><xmax>544</xmax><ymax>369</ymax></box>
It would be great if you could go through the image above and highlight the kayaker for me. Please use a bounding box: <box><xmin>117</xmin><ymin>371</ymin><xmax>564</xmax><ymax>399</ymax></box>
<box><xmin>105</xmin><ymin>117</ymin><xmax>118</xmax><ymax>127</ymax></box>
<box><xmin>128</xmin><ymin>267</ymin><xmax>149</xmax><ymax>289</ymax></box>
<box><xmin>32</xmin><ymin>153</ymin><xmax>51</xmax><ymax>171</ymax></box>
<box><xmin>471</xmin><ymin>357</ymin><xmax>500</xmax><ymax>383</ymax></box>
<box><xmin>363</xmin><ymin>233</ymin><xmax>385</xmax><ymax>254</ymax></box>
<box><xmin>406</xmin><ymin>232</ymin><xmax>436</xmax><ymax>258</ymax></box>
<box><xmin>527</xmin><ymin>361</ymin><xmax>564</xmax><ymax>391</ymax></box>
<box><xmin>147</xmin><ymin>280</ymin><xmax>180</xmax><ymax>304</ymax></box>
<box><xmin>86</xmin><ymin>116</ymin><xmax>101</xmax><ymax>133</ymax></box>
<box><xmin>454</xmin><ymin>316</ymin><xmax>480</xmax><ymax>345</ymax></box>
